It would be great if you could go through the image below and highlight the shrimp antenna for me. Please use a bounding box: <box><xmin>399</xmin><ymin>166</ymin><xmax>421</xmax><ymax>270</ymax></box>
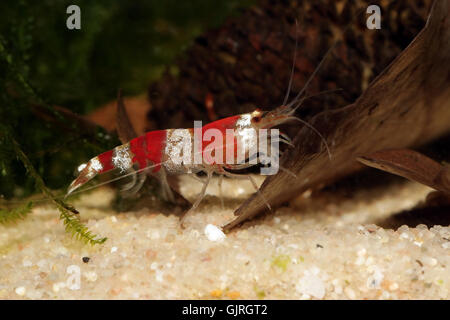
<box><xmin>4</xmin><ymin>161</ymin><xmax>166</xmax><ymax>205</ymax></box>
<box><xmin>292</xmin><ymin>88</ymin><xmax>343</xmax><ymax>111</ymax></box>
<box><xmin>288</xmin><ymin>115</ymin><xmax>332</xmax><ymax>159</ymax></box>
<box><xmin>282</xmin><ymin>19</ymin><xmax>299</xmax><ymax>106</ymax></box>
<box><xmin>281</xmin><ymin>37</ymin><xmax>339</xmax><ymax>160</ymax></box>
<box><xmin>286</xmin><ymin>40</ymin><xmax>339</xmax><ymax>110</ymax></box>
<box><xmin>287</xmin><ymin>7</ymin><xmax>366</xmax><ymax>111</ymax></box>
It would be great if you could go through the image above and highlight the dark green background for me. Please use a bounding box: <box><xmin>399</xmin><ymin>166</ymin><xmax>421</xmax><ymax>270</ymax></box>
<box><xmin>0</xmin><ymin>0</ymin><xmax>253</xmax><ymax>198</ymax></box>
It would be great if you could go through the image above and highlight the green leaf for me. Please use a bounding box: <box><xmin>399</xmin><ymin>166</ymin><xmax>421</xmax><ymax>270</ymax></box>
<box><xmin>0</xmin><ymin>201</ymin><xmax>32</xmax><ymax>224</ymax></box>
<box><xmin>10</xmin><ymin>135</ymin><xmax>106</xmax><ymax>245</ymax></box>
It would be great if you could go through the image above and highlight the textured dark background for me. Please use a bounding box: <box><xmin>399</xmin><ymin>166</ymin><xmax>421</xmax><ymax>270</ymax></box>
<box><xmin>0</xmin><ymin>0</ymin><xmax>433</xmax><ymax>199</ymax></box>
<box><xmin>0</xmin><ymin>0</ymin><xmax>252</xmax><ymax>197</ymax></box>
<box><xmin>147</xmin><ymin>0</ymin><xmax>432</xmax><ymax>132</ymax></box>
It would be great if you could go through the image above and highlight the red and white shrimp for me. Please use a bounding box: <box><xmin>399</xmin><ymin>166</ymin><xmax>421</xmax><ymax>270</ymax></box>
<box><xmin>67</xmin><ymin>34</ymin><xmax>336</xmax><ymax>227</ymax></box>
<box><xmin>67</xmin><ymin>104</ymin><xmax>330</xmax><ymax>226</ymax></box>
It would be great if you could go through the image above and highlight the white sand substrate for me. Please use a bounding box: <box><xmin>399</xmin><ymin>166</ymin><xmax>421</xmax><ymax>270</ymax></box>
<box><xmin>0</xmin><ymin>175</ymin><xmax>449</xmax><ymax>299</ymax></box>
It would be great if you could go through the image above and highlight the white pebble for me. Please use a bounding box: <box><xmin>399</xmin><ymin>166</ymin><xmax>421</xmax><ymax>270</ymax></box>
<box><xmin>365</xmin><ymin>256</ymin><xmax>375</xmax><ymax>266</ymax></box>
<box><xmin>332</xmin><ymin>279</ymin><xmax>343</xmax><ymax>294</ymax></box>
<box><xmin>344</xmin><ymin>287</ymin><xmax>356</xmax><ymax>299</ymax></box>
<box><xmin>439</xmin><ymin>288</ymin><xmax>448</xmax><ymax>299</ymax></box>
<box><xmin>400</xmin><ymin>232</ymin><xmax>410</xmax><ymax>240</ymax></box>
<box><xmin>334</xmin><ymin>286</ymin><xmax>343</xmax><ymax>295</ymax></box>
<box><xmin>37</xmin><ymin>259</ymin><xmax>47</xmax><ymax>268</ymax></box>
<box><xmin>150</xmin><ymin>230</ymin><xmax>160</xmax><ymax>240</ymax></box>
<box><xmin>310</xmin><ymin>267</ymin><xmax>321</xmax><ymax>275</ymax></box>
<box><xmin>84</xmin><ymin>271</ymin><xmax>98</xmax><ymax>282</ymax></box>
<box><xmin>55</xmin><ymin>246</ymin><xmax>69</xmax><ymax>256</ymax></box>
<box><xmin>53</xmin><ymin>282</ymin><xmax>65</xmax><ymax>293</ymax></box>
<box><xmin>189</xmin><ymin>230</ymin><xmax>200</xmax><ymax>238</ymax></box>
<box><xmin>296</xmin><ymin>275</ymin><xmax>325</xmax><ymax>299</ymax></box>
<box><xmin>366</xmin><ymin>269</ymin><xmax>384</xmax><ymax>289</ymax></box>
<box><xmin>22</xmin><ymin>260</ymin><xmax>32</xmax><ymax>267</ymax></box>
<box><xmin>423</xmin><ymin>257</ymin><xmax>437</xmax><ymax>267</ymax></box>
<box><xmin>355</xmin><ymin>256</ymin><xmax>365</xmax><ymax>265</ymax></box>
<box><xmin>110</xmin><ymin>247</ymin><xmax>118</xmax><ymax>253</ymax></box>
<box><xmin>26</xmin><ymin>289</ymin><xmax>42</xmax><ymax>299</ymax></box>
<box><xmin>132</xmin><ymin>292</ymin><xmax>140</xmax><ymax>299</ymax></box>
<box><xmin>111</xmin><ymin>216</ymin><xmax>118</xmax><ymax>223</ymax></box>
<box><xmin>155</xmin><ymin>270</ymin><xmax>164</xmax><ymax>283</ymax></box>
<box><xmin>15</xmin><ymin>287</ymin><xmax>26</xmax><ymax>296</ymax></box>
<box><xmin>150</xmin><ymin>262</ymin><xmax>158</xmax><ymax>270</ymax></box>
<box><xmin>204</xmin><ymin>224</ymin><xmax>226</xmax><ymax>242</ymax></box>
<box><xmin>389</xmin><ymin>283</ymin><xmax>399</xmax><ymax>291</ymax></box>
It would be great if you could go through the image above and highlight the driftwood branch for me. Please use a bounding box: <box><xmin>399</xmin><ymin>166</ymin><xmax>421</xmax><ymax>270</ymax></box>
<box><xmin>224</xmin><ymin>0</ymin><xmax>450</xmax><ymax>231</ymax></box>
<box><xmin>358</xmin><ymin>149</ymin><xmax>450</xmax><ymax>195</ymax></box>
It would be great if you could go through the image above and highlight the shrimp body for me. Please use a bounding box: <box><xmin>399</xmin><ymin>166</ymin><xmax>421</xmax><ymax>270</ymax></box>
<box><xmin>67</xmin><ymin>100</ymin><xmax>331</xmax><ymax>229</ymax></box>
<box><xmin>67</xmin><ymin>22</ymin><xmax>339</xmax><ymax>227</ymax></box>
<box><xmin>67</xmin><ymin>107</ymin><xmax>294</xmax><ymax>196</ymax></box>
<box><xmin>68</xmin><ymin>131</ymin><xmax>163</xmax><ymax>193</ymax></box>
<box><xmin>67</xmin><ymin>25</ymin><xmax>338</xmax><ymax>224</ymax></box>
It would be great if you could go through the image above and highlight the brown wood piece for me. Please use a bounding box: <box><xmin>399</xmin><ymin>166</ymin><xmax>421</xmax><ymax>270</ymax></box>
<box><xmin>223</xmin><ymin>0</ymin><xmax>450</xmax><ymax>232</ymax></box>
<box><xmin>357</xmin><ymin>149</ymin><xmax>450</xmax><ymax>194</ymax></box>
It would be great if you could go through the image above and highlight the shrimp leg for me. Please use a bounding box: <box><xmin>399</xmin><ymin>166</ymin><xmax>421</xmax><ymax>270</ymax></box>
<box><xmin>220</xmin><ymin>170</ymin><xmax>272</xmax><ymax>212</ymax></box>
<box><xmin>158</xmin><ymin>167</ymin><xmax>175</xmax><ymax>203</ymax></box>
<box><xmin>122</xmin><ymin>171</ymin><xmax>147</xmax><ymax>197</ymax></box>
<box><xmin>191</xmin><ymin>172</ymin><xmax>224</xmax><ymax>209</ymax></box>
<box><xmin>179</xmin><ymin>170</ymin><xmax>213</xmax><ymax>228</ymax></box>
<box><xmin>218</xmin><ymin>174</ymin><xmax>224</xmax><ymax>209</ymax></box>
<box><xmin>120</xmin><ymin>168</ymin><xmax>138</xmax><ymax>192</ymax></box>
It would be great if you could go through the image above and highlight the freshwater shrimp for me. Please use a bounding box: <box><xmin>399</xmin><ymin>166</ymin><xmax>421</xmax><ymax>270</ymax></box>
<box><xmin>67</xmin><ymin>109</ymin><xmax>327</xmax><ymax>224</ymax></box>
<box><xmin>67</xmin><ymin>31</ymin><xmax>336</xmax><ymax>227</ymax></box>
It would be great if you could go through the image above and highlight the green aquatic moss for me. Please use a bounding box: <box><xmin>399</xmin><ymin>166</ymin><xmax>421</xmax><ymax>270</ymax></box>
<box><xmin>0</xmin><ymin>0</ymin><xmax>252</xmax><ymax>197</ymax></box>
<box><xmin>11</xmin><ymin>136</ymin><xmax>106</xmax><ymax>245</ymax></box>
<box><xmin>0</xmin><ymin>201</ymin><xmax>32</xmax><ymax>224</ymax></box>
<box><xmin>0</xmin><ymin>0</ymin><xmax>253</xmax><ymax>243</ymax></box>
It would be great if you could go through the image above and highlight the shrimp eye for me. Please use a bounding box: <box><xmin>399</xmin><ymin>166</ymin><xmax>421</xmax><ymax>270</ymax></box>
<box><xmin>252</xmin><ymin>116</ymin><xmax>261</xmax><ymax>123</ymax></box>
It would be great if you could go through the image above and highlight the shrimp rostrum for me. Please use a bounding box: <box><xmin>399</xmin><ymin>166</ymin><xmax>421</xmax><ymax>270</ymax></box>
<box><xmin>67</xmin><ymin>37</ymin><xmax>334</xmax><ymax>227</ymax></box>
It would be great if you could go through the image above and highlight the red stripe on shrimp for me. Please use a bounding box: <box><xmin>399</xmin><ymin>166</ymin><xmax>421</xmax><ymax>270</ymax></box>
<box><xmin>145</xmin><ymin>130</ymin><xmax>166</xmax><ymax>172</ymax></box>
<box><xmin>201</xmin><ymin>115</ymin><xmax>240</xmax><ymax>165</ymax></box>
<box><xmin>97</xmin><ymin>150</ymin><xmax>115</xmax><ymax>173</ymax></box>
<box><xmin>129</xmin><ymin>130</ymin><xmax>166</xmax><ymax>172</ymax></box>
<box><xmin>130</xmin><ymin>135</ymin><xmax>147</xmax><ymax>170</ymax></box>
